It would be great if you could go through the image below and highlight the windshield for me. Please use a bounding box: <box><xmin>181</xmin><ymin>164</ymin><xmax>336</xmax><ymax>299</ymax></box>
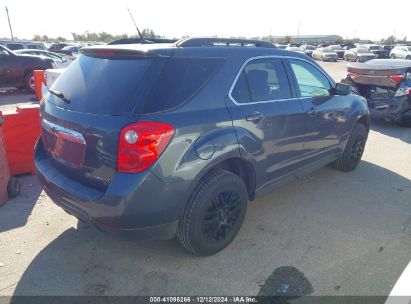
<box><xmin>369</xmin><ymin>46</ymin><xmax>383</xmax><ymax>50</ymax></box>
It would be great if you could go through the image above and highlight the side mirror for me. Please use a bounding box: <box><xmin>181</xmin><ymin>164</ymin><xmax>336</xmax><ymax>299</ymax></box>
<box><xmin>333</xmin><ymin>83</ymin><xmax>352</xmax><ymax>96</ymax></box>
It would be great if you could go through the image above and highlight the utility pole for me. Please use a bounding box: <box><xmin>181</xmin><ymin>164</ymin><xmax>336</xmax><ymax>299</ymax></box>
<box><xmin>5</xmin><ymin>6</ymin><xmax>14</xmax><ymax>40</ymax></box>
<box><xmin>297</xmin><ymin>20</ymin><xmax>300</xmax><ymax>38</ymax></box>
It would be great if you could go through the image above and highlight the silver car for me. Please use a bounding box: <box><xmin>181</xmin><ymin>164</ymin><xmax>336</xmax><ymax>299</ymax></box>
<box><xmin>312</xmin><ymin>47</ymin><xmax>338</xmax><ymax>61</ymax></box>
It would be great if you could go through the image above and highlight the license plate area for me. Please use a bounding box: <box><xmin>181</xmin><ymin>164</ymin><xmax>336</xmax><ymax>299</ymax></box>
<box><xmin>41</xmin><ymin>119</ymin><xmax>86</xmax><ymax>169</ymax></box>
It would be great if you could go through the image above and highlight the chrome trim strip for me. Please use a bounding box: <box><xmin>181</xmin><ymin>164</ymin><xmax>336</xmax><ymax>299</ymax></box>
<box><xmin>41</xmin><ymin>119</ymin><xmax>86</xmax><ymax>144</ymax></box>
<box><xmin>228</xmin><ymin>55</ymin><xmax>335</xmax><ymax>106</ymax></box>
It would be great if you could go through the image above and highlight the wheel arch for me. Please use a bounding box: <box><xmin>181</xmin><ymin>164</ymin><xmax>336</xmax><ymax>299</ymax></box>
<box><xmin>196</xmin><ymin>157</ymin><xmax>256</xmax><ymax>201</ymax></box>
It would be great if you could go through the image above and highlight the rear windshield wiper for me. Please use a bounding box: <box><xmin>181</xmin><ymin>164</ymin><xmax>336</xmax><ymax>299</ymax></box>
<box><xmin>49</xmin><ymin>89</ymin><xmax>70</xmax><ymax>103</ymax></box>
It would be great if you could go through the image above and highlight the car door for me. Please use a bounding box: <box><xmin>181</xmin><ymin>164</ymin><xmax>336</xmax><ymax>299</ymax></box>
<box><xmin>226</xmin><ymin>56</ymin><xmax>306</xmax><ymax>188</ymax></box>
<box><xmin>0</xmin><ymin>48</ymin><xmax>21</xmax><ymax>87</ymax></box>
<box><xmin>287</xmin><ymin>58</ymin><xmax>348</xmax><ymax>161</ymax></box>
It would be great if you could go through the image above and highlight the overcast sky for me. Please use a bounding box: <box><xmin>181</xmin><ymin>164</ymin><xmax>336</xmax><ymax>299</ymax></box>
<box><xmin>0</xmin><ymin>0</ymin><xmax>409</xmax><ymax>41</ymax></box>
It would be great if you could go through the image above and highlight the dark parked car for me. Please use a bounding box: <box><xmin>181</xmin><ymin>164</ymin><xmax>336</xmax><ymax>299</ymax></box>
<box><xmin>342</xmin><ymin>59</ymin><xmax>411</xmax><ymax>126</ymax></box>
<box><xmin>344</xmin><ymin>48</ymin><xmax>376</xmax><ymax>62</ymax></box>
<box><xmin>0</xmin><ymin>44</ymin><xmax>55</xmax><ymax>92</ymax></box>
<box><xmin>35</xmin><ymin>38</ymin><xmax>370</xmax><ymax>256</ymax></box>
<box><xmin>48</xmin><ymin>43</ymin><xmax>69</xmax><ymax>52</ymax></box>
<box><xmin>366</xmin><ymin>45</ymin><xmax>389</xmax><ymax>58</ymax></box>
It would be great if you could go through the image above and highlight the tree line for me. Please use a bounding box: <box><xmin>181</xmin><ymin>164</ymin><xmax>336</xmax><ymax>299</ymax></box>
<box><xmin>32</xmin><ymin>29</ymin><xmax>163</xmax><ymax>43</ymax></box>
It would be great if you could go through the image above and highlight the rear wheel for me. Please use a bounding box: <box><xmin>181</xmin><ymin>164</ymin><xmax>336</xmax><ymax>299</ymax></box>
<box><xmin>333</xmin><ymin>123</ymin><xmax>368</xmax><ymax>172</ymax></box>
<box><xmin>391</xmin><ymin>54</ymin><xmax>396</xmax><ymax>59</ymax></box>
<box><xmin>177</xmin><ymin>171</ymin><xmax>248</xmax><ymax>256</ymax></box>
<box><xmin>344</xmin><ymin>55</ymin><xmax>349</xmax><ymax>61</ymax></box>
<box><xmin>24</xmin><ymin>72</ymin><xmax>35</xmax><ymax>92</ymax></box>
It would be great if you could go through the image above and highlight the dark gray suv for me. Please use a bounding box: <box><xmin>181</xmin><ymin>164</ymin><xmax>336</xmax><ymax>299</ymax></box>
<box><xmin>35</xmin><ymin>38</ymin><xmax>370</xmax><ymax>256</ymax></box>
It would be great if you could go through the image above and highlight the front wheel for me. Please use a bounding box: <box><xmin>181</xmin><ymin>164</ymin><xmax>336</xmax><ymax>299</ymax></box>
<box><xmin>333</xmin><ymin>123</ymin><xmax>368</xmax><ymax>172</ymax></box>
<box><xmin>177</xmin><ymin>171</ymin><xmax>248</xmax><ymax>256</ymax></box>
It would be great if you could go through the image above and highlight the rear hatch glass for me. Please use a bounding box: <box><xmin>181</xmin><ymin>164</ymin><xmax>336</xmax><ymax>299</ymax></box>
<box><xmin>48</xmin><ymin>54</ymin><xmax>223</xmax><ymax>115</ymax></box>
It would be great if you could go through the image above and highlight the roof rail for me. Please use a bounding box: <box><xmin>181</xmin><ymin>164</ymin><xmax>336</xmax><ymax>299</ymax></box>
<box><xmin>175</xmin><ymin>37</ymin><xmax>275</xmax><ymax>48</ymax></box>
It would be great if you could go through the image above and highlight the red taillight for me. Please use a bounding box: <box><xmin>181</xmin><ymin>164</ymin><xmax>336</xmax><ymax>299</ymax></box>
<box><xmin>117</xmin><ymin>122</ymin><xmax>175</xmax><ymax>173</ymax></box>
<box><xmin>389</xmin><ymin>75</ymin><xmax>404</xmax><ymax>84</ymax></box>
<box><xmin>347</xmin><ymin>72</ymin><xmax>359</xmax><ymax>78</ymax></box>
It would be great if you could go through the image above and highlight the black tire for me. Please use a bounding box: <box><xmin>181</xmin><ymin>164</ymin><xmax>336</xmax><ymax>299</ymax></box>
<box><xmin>177</xmin><ymin>170</ymin><xmax>248</xmax><ymax>256</ymax></box>
<box><xmin>333</xmin><ymin>123</ymin><xmax>368</xmax><ymax>172</ymax></box>
<box><xmin>24</xmin><ymin>71</ymin><xmax>35</xmax><ymax>92</ymax></box>
<box><xmin>344</xmin><ymin>55</ymin><xmax>348</xmax><ymax>61</ymax></box>
<box><xmin>7</xmin><ymin>177</ymin><xmax>20</xmax><ymax>198</ymax></box>
<box><xmin>356</xmin><ymin>57</ymin><xmax>361</xmax><ymax>62</ymax></box>
<box><xmin>391</xmin><ymin>54</ymin><xmax>396</xmax><ymax>59</ymax></box>
<box><xmin>406</xmin><ymin>56</ymin><xmax>411</xmax><ymax>60</ymax></box>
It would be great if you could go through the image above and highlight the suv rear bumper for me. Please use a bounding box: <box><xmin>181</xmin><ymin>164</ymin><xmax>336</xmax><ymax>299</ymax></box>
<box><xmin>35</xmin><ymin>139</ymin><xmax>190</xmax><ymax>240</ymax></box>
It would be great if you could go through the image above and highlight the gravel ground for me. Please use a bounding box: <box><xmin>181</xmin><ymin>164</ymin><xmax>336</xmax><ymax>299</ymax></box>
<box><xmin>0</xmin><ymin>60</ymin><xmax>410</xmax><ymax>297</ymax></box>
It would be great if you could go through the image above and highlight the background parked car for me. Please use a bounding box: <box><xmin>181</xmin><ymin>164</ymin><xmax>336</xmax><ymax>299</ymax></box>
<box><xmin>344</xmin><ymin>47</ymin><xmax>376</xmax><ymax>62</ymax></box>
<box><xmin>312</xmin><ymin>47</ymin><xmax>338</xmax><ymax>61</ymax></box>
<box><xmin>14</xmin><ymin>49</ymin><xmax>72</xmax><ymax>68</ymax></box>
<box><xmin>299</xmin><ymin>44</ymin><xmax>316</xmax><ymax>57</ymax></box>
<box><xmin>364</xmin><ymin>45</ymin><xmax>389</xmax><ymax>58</ymax></box>
<box><xmin>390</xmin><ymin>45</ymin><xmax>411</xmax><ymax>59</ymax></box>
<box><xmin>0</xmin><ymin>40</ymin><xmax>47</xmax><ymax>51</ymax></box>
<box><xmin>48</xmin><ymin>43</ymin><xmax>70</xmax><ymax>52</ymax></box>
<box><xmin>328</xmin><ymin>45</ymin><xmax>345</xmax><ymax>59</ymax></box>
<box><xmin>342</xmin><ymin>59</ymin><xmax>411</xmax><ymax>126</ymax></box>
<box><xmin>0</xmin><ymin>44</ymin><xmax>55</xmax><ymax>92</ymax></box>
<box><xmin>53</xmin><ymin>45</ymin><xmax>81</xmax><ymax>59</ymax></box>
<box><xmin>285</xmin><ymin>46</ymin><xmax>306</xmax><ymax>55</ymax></box>
<box><xmin>383</xmin><ymin>45</ymin><xmax>395</xmax><ymax>53</ymax></box>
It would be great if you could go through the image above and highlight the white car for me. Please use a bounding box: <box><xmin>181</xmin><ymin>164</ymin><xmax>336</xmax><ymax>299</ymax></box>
<box><xmin>390</xmin><ymin>45</ymin><xmax>411</xmax><ymax>59</ymax></box>
<box><xmin>14</xmin><ymin>49</ymin><xmax>72</xmax><ymax>68</ymax></box>
<box><xmin>312</xmin><ymin>47</ymin><xmax>338</xmax><ymax>61</ymax></box>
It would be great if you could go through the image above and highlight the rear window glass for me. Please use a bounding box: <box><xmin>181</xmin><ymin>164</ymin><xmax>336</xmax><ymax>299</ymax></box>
<box><xmin>47</xmin><ymin>55</ymin><xmax>223</xmax><ymax>115</ymax></box>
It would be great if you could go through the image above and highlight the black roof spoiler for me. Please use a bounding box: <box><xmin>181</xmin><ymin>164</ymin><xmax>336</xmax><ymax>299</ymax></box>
<box><xmin>175</xmin><ymin>37</ymin><xmax>275</xmax><ymax>48</ymax></box>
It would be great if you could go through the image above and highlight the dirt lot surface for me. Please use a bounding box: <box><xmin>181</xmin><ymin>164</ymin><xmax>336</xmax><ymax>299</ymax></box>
<box><xmin>0</xmin><ymin>60</ymin><xmax>410</xmax><ymax>297</ymax></box>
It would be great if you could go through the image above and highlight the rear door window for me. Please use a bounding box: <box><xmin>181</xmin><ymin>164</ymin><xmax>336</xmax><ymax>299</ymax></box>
<box><xmin>231</xmin><ymin>57</ymin><xmax>292</xmax><ymax>103</ymax></box>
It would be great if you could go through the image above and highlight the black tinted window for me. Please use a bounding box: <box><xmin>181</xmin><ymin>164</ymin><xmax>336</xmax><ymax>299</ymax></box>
<box><xmin>47</xmin><ymin>56</ymin><xmax>222</xmax><ymax>115</ymax></box>
<box><xmin>47</xmin><ymin>56</ymin><xmax>162</xmax><ymax>115</ymax></box>
<box><xmin>139</xmin><ymin>57</ymin><xmax>223</xmax><ymax>114</ymax></box>
<box><xmin>7</xmin><ymin>43</ymin><xmax>23</xmax><ymax>50</ymax></box>
<box><xmin>231</xmin><ymin>58</ymin><xmax>292</xmax><ymax>103</ymax></box>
